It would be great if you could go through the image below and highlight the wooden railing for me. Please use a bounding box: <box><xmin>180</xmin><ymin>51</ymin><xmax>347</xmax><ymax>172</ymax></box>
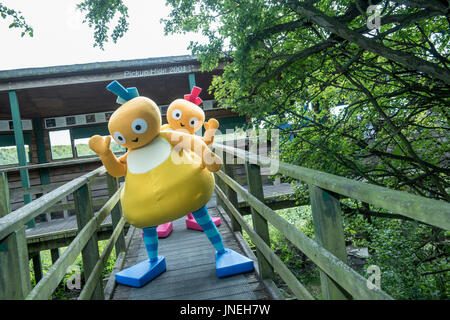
<box><xmin>212</xmin><ymin>142</ymin><xmax>450</xmax><ymax>300</ymax></box>
<box><xmin>1</xmin><ymin>141</ymin><xmax>448</xmax><ymax>300</ymax></box>
<box><xmin>0</xmin><ymin>166</ymin><xmax>126</xmax><ymax>300</ymax></box>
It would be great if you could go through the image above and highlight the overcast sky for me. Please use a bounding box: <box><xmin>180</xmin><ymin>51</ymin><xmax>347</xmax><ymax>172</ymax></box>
<box><xmin>0</xmin><ymin>0</ymin><xmax>203</xmax><ymax>71</ymax></box>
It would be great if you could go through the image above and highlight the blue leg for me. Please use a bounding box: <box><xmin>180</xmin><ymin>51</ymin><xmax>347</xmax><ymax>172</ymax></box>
<box><xmin>192</xmin><ymin>206</ymin><xmax>225</xmax><ymax>253</ymax></box>
<box><xmin>192</xmin><ymin>206</ymin><xmax>255</xmax><ymax>278</ymax></box>
<box><xmin>115</xmin><ymin>226</ymin><xmax>166</xmax><ymax>287</ymax></box>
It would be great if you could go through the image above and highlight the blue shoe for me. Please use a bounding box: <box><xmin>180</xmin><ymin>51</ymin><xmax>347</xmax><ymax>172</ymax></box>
<box><xmin>215</xmin><ymin>249</ymin><xmax>254</xmax><ymax>278</ymax></box>
<box><xmin>115</xmin><ymin>256</ymin><xmax>166</xmax><ymax>287</ymax></box>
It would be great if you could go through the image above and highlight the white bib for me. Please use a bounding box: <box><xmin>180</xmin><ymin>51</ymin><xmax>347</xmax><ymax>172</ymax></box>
<box><xmin>127</xmin><ymin>137</ymin><xmax>171</xmax><ymax>174</ymax></box>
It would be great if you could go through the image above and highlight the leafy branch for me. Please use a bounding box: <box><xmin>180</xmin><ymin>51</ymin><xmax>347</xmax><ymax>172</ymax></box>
<box><xmin>0</xmin><ymin>2</ymin><xmax>33</xmax><ymax>37</ymax></box>
<box><xmin>76</xmin><ymin>0</ymin><xmax>129</xmax><ymax>50</ymax></box>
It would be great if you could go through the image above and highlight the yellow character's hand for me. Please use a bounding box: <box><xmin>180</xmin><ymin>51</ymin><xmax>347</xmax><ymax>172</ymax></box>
<box><xmin>89</xmin><ymin>135</ymin><xmax>111</xmax><ymax>157</ymax></box>
<box><xmin>204</xmin><ymin>118</ymin><xmax>219</xmax><ymax>131</ymax></box>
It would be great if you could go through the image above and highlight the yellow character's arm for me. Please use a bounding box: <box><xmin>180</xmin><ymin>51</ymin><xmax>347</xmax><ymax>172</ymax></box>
<box><xmin>160</xmin><ymin>124</ymin><xmax>171</xmax><ymax>131</ymax></box>
<box><xmin>89</xmin><ymin>135</ymin><xmax>127</xmax><ymax>177</ymax></box>
<box><xmin>163</xmin><ymin>131</ymin><xmax>222</xmax><ymax>172</ymax></box>
<box><xmin>202</xmin><ymin>118</ymin><xmax>219</xmax><ymax>146</ymax></box>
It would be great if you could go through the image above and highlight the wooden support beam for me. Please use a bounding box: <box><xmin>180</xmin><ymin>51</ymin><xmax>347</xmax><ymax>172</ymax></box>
<box><xmin>223</xmin><ymin>164</ymin><xmax>241</xmax><ymax>233</ymax></box>
<box><xmin>309</xmin><ymin>185</ymin><xmax>351</xmax><ymax>300</ymax></box>
<box><xmin>106</xmin><ymin>174</ymin><xmax>126</xmax><ymax>256</ymax></box>
<box><xmin>188</xmin><ymin>72</ymin><xmax>196</xmax><ymax>90</ymax></box>
<box><xmin>0</xmin><ymin>173</ymin><xmax>11</xmax><ymax>215</ymax></box>
<box><xmin>9</xmin><ymin>91</ymin><xmax>34</xmax><ymax>227</ymax></box>
<box><xmin>32</xmin><ymin>118</ymin><xmax>50</xmax><ymax>183</ymax></box>
<box><xmin>32</xmin><ymin>252</ymin><xmax>43</xmax><ymax>284</ymax></box>
<box><xmin>214</xmin><ymin>150</ymin><xmax>226</xmax><ymax>214</ymax></box>
<box><xmin>0</xmin><ymin>173</ymin><xmax>31</xmax><ymax>299</ymax></box>
<box><xmin>188</xmin><ymin>72</ymin><xmax>203</xmax><ymax>136</ymax></box>
<box><xmin>245</xmin><ymin>163</ymin><xmax>274</xmax><ymax>280</ymax></box>
<box><xmin>74</xmin><ymin>184</ymin><xmax>104</xmax><ymax>300</ymax></box>
<box><xmin>50</xmin><ymin>248</ymin><xmax>60</xmax><ymax>264</ymax></box>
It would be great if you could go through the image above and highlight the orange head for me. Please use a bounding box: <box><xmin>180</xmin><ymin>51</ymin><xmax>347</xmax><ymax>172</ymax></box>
<box><xmin>166</xmin><ymin>98</ymin><xmax>205</xmax><ymax>134</ymax></box>
<box><xmin>108</xmin><ymin>97</ymin><xmax>161</xmax><ymax>150</ymax></box>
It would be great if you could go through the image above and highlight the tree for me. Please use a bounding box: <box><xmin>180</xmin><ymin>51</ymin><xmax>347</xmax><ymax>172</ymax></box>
<box><xmin>160</xmin><ymin>0</ymin><xmax>449</xmax><ymax>203</ymax></box>
<box><xmin>0</xmin><ymin>2</ymin><xmax>33</xmax><ymax>37</ymax></box>
<box><xmin>76</xmin><ymin>0</ymin><xmax>129</xmax><ymax>50</ymax></box>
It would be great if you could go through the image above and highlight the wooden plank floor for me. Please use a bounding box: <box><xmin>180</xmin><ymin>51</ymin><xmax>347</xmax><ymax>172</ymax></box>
<box><xmin>111</xmin><ymin>202</ymin><xmax>273</xmax><ymax>300</ymax></box>
<box><xmin>26</xmin><ymin>214</ymin><xmax>113</xmax><ymax>243</ymax></box>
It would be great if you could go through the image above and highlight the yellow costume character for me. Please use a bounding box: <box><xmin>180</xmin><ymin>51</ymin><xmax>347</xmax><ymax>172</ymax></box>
<box><xmin>159</xmin><ymin>86</ymin><xmax>221</xmax><ymax>233</ymax></box>
<box><xmin>88</xmin><ymin>81</ymin><xmax>253</xmax><ymax>288</ymax></box>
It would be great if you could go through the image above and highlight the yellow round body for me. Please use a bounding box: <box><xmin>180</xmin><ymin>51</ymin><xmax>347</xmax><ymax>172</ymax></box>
<box><xmin>120</xmin><ymin>134</ymin><xmax>215</xmax><ymax>228</ymax></box>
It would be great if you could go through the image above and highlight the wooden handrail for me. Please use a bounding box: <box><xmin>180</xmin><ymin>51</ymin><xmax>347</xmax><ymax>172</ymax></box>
<box><xmin>211</xmin><ymin>142</ymin><xmax>450</xmax><ymax>299</ymax></box>
<box><xmin>0</xmin><ymin>166</ymin><xmax>106</xmax><ymax>241</ymax></box>
<box><xmin>78</xmin><ymin>216</ymin><xmax>126</xmax><ymax>300</ymax></box>
<box><xmin>215</xmin><ymin>169</ymin><xmax>393</xmax><ymax>299</ymax></box>
<box><xmin>0</xmin><ymin>157</ymin><xmax>102</xmax><ymax>173</ymax></box>
<box><xmin>213</xmin><ymin>142</ymin><xmax>450</xmax><ymax>230</ymax></box>
<box><xmin>26</xmin><ymin>184</ymin><xmax>123</xmax><ymax>300</ymax></box>
<box><xmin>215</xmin><ymin>185</ymin><xmax>314</xmax><ymax>300</ymax></box>
<box><xmin>0</xmin><ymin>153</ymin><xmax>125</xmax><ymax>173</ymax></box>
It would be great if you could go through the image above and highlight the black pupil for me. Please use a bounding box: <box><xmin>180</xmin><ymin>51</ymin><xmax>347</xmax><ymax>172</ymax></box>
<box><xmin>176</xmin><ymin>113</ymin><xmax>180</xmax><ymax>118</ymax></box>
<box><xmin>136</xmin><ymin>125</ymin><xmax>141</xmax><ymax>131</ymax></box>
<box><xmin>118</xmin><ymin>136</ymin><xmax>123</xmax><ymax>141</ymax></box>
<box><xmin>191</xmin><ymin>121</ymin><xmax>195</xmax><ymax>125</ymax></box>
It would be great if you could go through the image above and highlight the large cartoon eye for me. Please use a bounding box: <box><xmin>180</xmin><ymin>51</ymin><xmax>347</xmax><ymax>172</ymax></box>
<box><xmin>172</xmin><ymin>109</ymin><xmax>182</xmax><ymax>120</ymax></box>
<box><xmin>113</xmin><ymin>132</ymin><xmax>126</xmax><ymax>144</ymax></box>
<box><xmin>189</xmin><ymin>117</ymin><xmax>199</xmax><ymax>128</ymax></box>
<box><xmin>132</xmin><ymin>119</ymin><xmax>148</xmax><ymax>134</ymax></box>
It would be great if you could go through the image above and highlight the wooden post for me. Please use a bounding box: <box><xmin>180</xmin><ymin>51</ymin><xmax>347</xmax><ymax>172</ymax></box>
<box><xmin>106</xmin><ymin>174</ymin><xmax>126</xmax><ymax>256</ymax></box>
<box><xmin>33</xmin><ymin>118</ymin><xmax>50</xmax><ymax>222</ymax></box>
<box><xmin>214</xmin><ymin>150</ymin><xmax>226</xmax><ymax>211</ymax></box>
<box><xmin>0</xmin><ymin>172</ymin><xmax>31</xmax><ymax>299</ymax></box>
<box><xmin>223</xmin><ymin>162</ymin><xmax>241</xmax><ymax>233</ymax></box>
<box><xmin>245</xmin><ymin>163</ymin><xmax>274</xmax><ymax>280</ymax></box>
<box><xmin>62</xmin><ymin>197</ymin><xmax>69</xmax><ymax>220</ymax></box>
<box><xmin>32</xmin><ymin>252</ymin><xmax>43</xmax><ymax>283</ymax></box>
<box><xmin>74</xmin><ymin>184</ymin><xmax>104</xmax><ymax>300</ymax></box>
<box><xmin>188</xmin><ymin>73</ymin><xmax>196</xmax><ymax>91</ymax></box>
<box><xmin>50</xmin><ymin>248</ymin><xmax>60</xmax><ymax>264</ymax></box>
<box><xmin>9</xmin><ymin>91</ymin><xmax>34</xmax><ymax>228</ymax></box>
<box><xmin>309</xmin><ymin>185</ymin><xmax>351</xmax><ymax>300</ymax></box>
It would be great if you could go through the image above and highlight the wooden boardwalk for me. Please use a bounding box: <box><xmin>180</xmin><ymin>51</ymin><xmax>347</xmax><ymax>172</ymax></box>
<box><xmin>110</xmin><ymin>203</ymin><xmax>275</xmax><ymax>300</ymax></box>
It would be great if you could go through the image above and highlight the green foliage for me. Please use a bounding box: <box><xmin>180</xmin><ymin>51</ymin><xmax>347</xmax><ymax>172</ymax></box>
<box><xmin>0</xmin><ymin>2</ymin><xmax>33</xmax><ymax>37</ymax></box>
<box><xmin>162</xmin><ymin>0</ymin><xmax>449</xmax><ymax>201</ymax></box>
<box><xmin>356</xmin><ymin>218</ymin><xmax>449</xmax><ymax>299</ymax></box>
<box><xmin>51</xmin><ymin>142</ymin><xmax>125</xmax><ymax>159</ymax></box>
<box><xmin>51</xmin><ymin>145</ymin><xmax>73</xmax><ymax>160</ymax></box>
<box><xmin>243</xmin><ymin>204</ymin><xmax>449</xmax><ymax>300</ymax></box>
<box><xmin>0</xmin><ymin>146</ymin><xmax>30</xmax><ymax>165</ymax></box>
<box><xmin>75</xmin><ymin>142</ymin><xmax>125</xmax><ymax>157</ymax></box>
<box><xmin>77</xmin><ymin>0</ymin><xmax>129</xmax><ymax>50</ymax></box>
